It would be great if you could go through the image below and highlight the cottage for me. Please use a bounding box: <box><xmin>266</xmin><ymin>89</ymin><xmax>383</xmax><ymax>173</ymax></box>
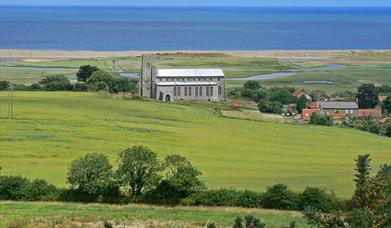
<box><xmin>357</xmin><ymin>108</ymin><xmax>383</xmax><ymax>119</ymax></box>
<box><xmin>293</xmin><ymin>88</ymin><xmax>312</xmax><ymax>101</ymax></box>
<box><xmin>139</xmin><ymin>55</ymin><xmax>227</xmax><ymax>102</ymax></box>
<box><xmin>319</xmin><ymin>102</ymin><xmax>358</xmax><ymax>116</ymax></box>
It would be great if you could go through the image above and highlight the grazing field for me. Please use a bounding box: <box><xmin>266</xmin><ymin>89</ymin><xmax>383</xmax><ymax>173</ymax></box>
<box><xmin>1</xmin><ymin>92</ymin><xmax>390</xmax><ymax>198</ymax></box>
<box><xmin>0</xmin><ymin>201</ymin><xmax>306</xmax><ymax>227</ymax></box>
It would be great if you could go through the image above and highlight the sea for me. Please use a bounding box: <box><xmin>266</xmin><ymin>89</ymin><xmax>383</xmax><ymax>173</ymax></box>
<box><xmin>1</xmin><ymin>6</ymin><xmax>391</xmax><ymax>51</ymax></box>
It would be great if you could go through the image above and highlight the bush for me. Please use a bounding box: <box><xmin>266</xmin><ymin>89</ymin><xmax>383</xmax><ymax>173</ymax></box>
<box><xmin>30</xmin><ymin>83</ymin><xmax>42</xmax><ymax>91</ymax></box>
<box><xmin>309</xmin><ymin>113</ymin><xmax>333</xmax><ymax>126</ymax></box>
<box><xmin>236</xmin><ymin>190</ymin><xmax>262</xmax><ymax>208</ymax></box>
<box><xmin>39</xmin><ymin>75</ymin><xmax>73</xmax><ymax>91</ymax></box>
<box><xmin>258</xmin><ymin>100</ymin><xmax>283</xmax><ymax>114</ymax></box>
<box><xmin>299</xmin><ymin>187</ymin><xmax>340</xmax><ymax>213</ymax></box>
<box><xmin>234</xmin><ymin>215</ymin><xmax>266</xmax><ymax>228</ymax></box>
<box><xmin>189</xmin><ymin>189</ymin><xmax>241</xmax><ymax>207</ymax></box>
<box><xmin>73</xmin><ymin>82</ymin><xmax>88</xmax><ymax>91</ymax></box>
<box><xmin>0</xmin><ymin>80</ymin><xmax>10</xmax><ymax>90</ymax></box>
<box><xmin>0</xmin><ymin>176</ymin><xmax>30</xmax><ymax>200</ymax></box>
<box><xmin>21</xmin><ymin>179</ymin><xmax>58</xmax><ymax>201</ymax></box>
<box><xmin>12</xmin><ymin>84</ymin><xmax>32</xmax><ymax>91</ymax></box>
<box><xmin>262</xmin><ymin>184</ymin><xmax>299</xmax><ymax>210</ymax></box>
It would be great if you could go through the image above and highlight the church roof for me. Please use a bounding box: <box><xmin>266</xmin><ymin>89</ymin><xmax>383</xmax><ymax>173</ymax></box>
<box><xmin>156</xmin><ymin>82</ymin><xmax>218</xmax><ymax>86</ymax></box>
<box><xmin>157</xmin><ymin>69</ymin><xmax>224</xmax><ymax>77</ymax></box>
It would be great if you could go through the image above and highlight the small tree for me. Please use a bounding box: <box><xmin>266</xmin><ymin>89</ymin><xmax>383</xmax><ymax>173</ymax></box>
<box><xmin>116</xmin><ymin>146</ymin><xmax>162</xmax><ymax>201</ymax></box>
<box><xmin>67</xmin><ymin>153</ymin><xmax>113</xmax><ymax>196</ymax></box>
<box><xmin>77</xmin><ymin>65</ymin><xmax>99</xmax><ymax>82</ymax></box>
<box><xmin>356</xmin><ymin>83</ymin><xmax>379</xmax><ymax>109</ymax></box>
<box><xmin>351</xmin><ymin>154</ymin><xmax>371</xmax><ymax>208</ymax></box>
<box><xmin>243</xmin><ymin>81</ymin><xmax>261</xmax><ymax>91</ymax></box>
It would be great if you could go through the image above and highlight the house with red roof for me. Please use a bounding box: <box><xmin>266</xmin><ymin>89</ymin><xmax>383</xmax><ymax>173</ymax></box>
<box><xmin>357</xmin><ymin>107</ymin><xmax>383</xmax><ymax>119</ymax></box>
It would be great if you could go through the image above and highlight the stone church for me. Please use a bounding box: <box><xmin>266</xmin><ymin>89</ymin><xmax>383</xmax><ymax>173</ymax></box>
<box><xmin>139</xmin><ymin>55</ymin><xmax>227</xmax><ymax>102</ymax></box>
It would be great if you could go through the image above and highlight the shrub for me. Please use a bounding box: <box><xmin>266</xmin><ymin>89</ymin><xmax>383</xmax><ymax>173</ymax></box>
<box><xmin>39</xmin><ymin>75</ymin><xmax>73</xmax><ymax>91</ymax></box>
<box><xmin>262</xmin><ymin>184</ymin><xmax>299</xmax><ymax>210</ymax></box>
<box><xmin>236</xmin><ymin>190</ymin><xmax>262</xmax><ymax>208</ymax></box>
<box><xmin>0</xmin><ymin>80</ymin><xmax>10</xmax><ymax>90</ymax></box>
<box><xmin>0</xmin><ymin>176</ymin><xmax>30</xmax><ymax>200</ymax></box>
<box><xmin>30</xmin><ymin>83</ymin><xmax>42</xmax><ymax>91</ymax></box>
<box><xmin>73</xmin><ymin>82</ymin><xmax>88</xmax><ymax>91</ymax></box>
<box><xmin>189</xmin><ymin>189</ymin><xmax>241</xmax><ymax>207</ymax></box>
<box><xmin>309</xmin><ymin>113</ymin><xmax>333</xmax><ymax>126</ymax></box>
<box><xmin>22</xmin><ymin>179</ymin><xmax>58</xmax><ymax>201</ymax></box>
<box><xmin>233</xmin><ymin>215</ymin><xmax>265</xmax><ymax>228</ymax></box>
<box><xmin>258</xmin><ymin>100</ymin><xmax>283</xmax><ymax>114</ymax></box>
<box><xmin>299</xmin><ymin>187</ymin><xmax>340</xmax><ymax>212</ymax></box>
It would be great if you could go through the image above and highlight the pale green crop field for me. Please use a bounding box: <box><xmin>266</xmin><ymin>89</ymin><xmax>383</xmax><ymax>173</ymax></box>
<box><xmin>0</xmin><ymin>92</ymin><xmax>390</xmax><ymax>198</ymax></box>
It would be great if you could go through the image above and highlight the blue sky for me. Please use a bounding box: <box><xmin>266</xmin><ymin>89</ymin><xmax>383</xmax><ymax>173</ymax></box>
<box><xmin>2</xmin><ymin>0</ymin><xmax>391</xmax><ymax>7</ymax></box>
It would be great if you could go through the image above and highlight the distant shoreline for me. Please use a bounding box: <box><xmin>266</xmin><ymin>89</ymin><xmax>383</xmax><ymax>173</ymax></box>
<box><xmin>1</xmin><ymin>49</ymin><xmax>390</xmax><ymax>60</ymax></box>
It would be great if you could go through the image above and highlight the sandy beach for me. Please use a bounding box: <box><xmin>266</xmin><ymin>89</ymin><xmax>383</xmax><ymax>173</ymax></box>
<box><xmin>1</xmin><ymin>49</ymin><xmax>390</xmax><ymax>59</ymax></box>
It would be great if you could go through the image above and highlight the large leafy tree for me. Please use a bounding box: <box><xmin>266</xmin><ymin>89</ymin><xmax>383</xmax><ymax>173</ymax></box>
<box><xmin>76</xmin><ymin>65</ymin><xmax>99</xmax><ymax>82</ymax></box>
<box><xmin>39</xmin><ymin>74</ymin><xmax>72</xmax><ymax>91</ymax></box>
<box><xmin>67</xmin><ymin>153</ymin><xmax>113</xmax><ymax>196</ymax></box>
<box><xmin>116</xmin><ymin>146</ymin><xmax>162</xmax><ymax>201</ymax></box>
<box><xmin>356</xmin><ymin>83</ymin><xmax>379</xmax><ymax>109</ymax></box>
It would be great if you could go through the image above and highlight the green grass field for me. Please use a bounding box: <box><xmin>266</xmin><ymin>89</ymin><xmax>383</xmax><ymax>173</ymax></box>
<box><xmin>0</xmin><ymin>92</ymin><xmax>390</xmax><ymax>198</ymax></box>
<box><xmin>0</xmin><ymin>201</ymin><xmax>306</xmax><ymax>227</ymax></box>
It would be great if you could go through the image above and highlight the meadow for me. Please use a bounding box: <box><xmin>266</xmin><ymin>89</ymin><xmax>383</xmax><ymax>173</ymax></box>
<box><xmin>0</xmin><ymin>92</ymin><xmax>390</xmax><ymax>198</ymax></box>
<box><xmin>0</xmin><ymin>201</ymin><xmax>306</xmax><ymax>227</ymax></box>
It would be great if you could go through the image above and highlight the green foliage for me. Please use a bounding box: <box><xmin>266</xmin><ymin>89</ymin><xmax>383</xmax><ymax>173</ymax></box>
<box><xmin>242</xmin><ymin>81</ymin><xmax>268</xmax><ymax>102</ymax></box>
<box><xmin>189</xmin><ymin>189</ymin><xmax>241</xmax><ymax>206</ymax></box>
<box><xmin>146</xmin><ymin>154</ymin><xmax>205</xmax><ymax>205</ymax></box>
<box><xmin>116</xmin><ymin>146</ymin><xmax>162</xmax><ymax>201</ymax></box>
<box><xmin>258</xmin><ymin>100</ymin><xmax>283</xmax><ymax>114</ymax></box>
<box><xmin>385</xmin><ymin>121</ymin><xmax>391</xmax><ymax>137</ymax></box>
<box><xmin>309</xmin><ymin>113</ymin><xmax>333</xmax><ymax>126</ymax></box>
<box><xmin>303</xmin><ymin>207</ymin><xmax>346</xmax><ymax>228</ymax></box>
<box><xmin>21</xmin><ymin>179</ymin><xmax>58</xmax><ymax>201</ymax></box>
<box><xmin>296</xmin><ymin>96</ymin><xmax>307</xmax><ymax>114</ymax></box>
<box><xmin>299</xmin><ymin>187</ymin><xmax>340</xmax><ymax>213</ymax></box>
<box><xmin>356</xmin><ymin>83</ymin><xmax>379</xmax><ymax>109</ymax></box>
<box><xmin>236</xmin><ymin>190</ymin><xmax>262</xmax><ymax>208</ymax></box>
<box><xmin>262</xmin><ymin>184</ymin><xmax>299</xmax><ymax>211</ymax></box>
<box><xmin>351</xmin><ymin>154</ymin><xmax>371</xmax><ymax>208</ymax></box>
<box><xmin>39</xmin><ymin>74</ymin><xmax>73</xmax><ymax>91</ymax></box>
<box><xmin>376</xmin><ymin>85</ymin><xmax>391</xmax><ymax>95</ymax></box>
<box><xmin>87</xmin><ymin>70</ymin><xmax>137</xmax><ymax>93</ymax></box>
<box><xmin>67</xmin><ymin>153</ymin><xmax>113</xmax><ymax>196</ymax></box>
<box><xmin>0</xmin><ymin>176</ymin><xmax>30</xmax><ymax>200</ymax></box>
<box><xmin>233</xmin><ymin>215</ymin><xmax>266</xmax><ymax>228</ymax></box>
<box><xmin>0</xmin><ymin>80</ymin><xmax>10</xmax><ymax>90</ymax></box>
<box><xmin>77</xmin><ymin>65</ymin><xmax>100</xmax><ymax>82</ymax></box>
<box><xmin>73</xmin><ymin>82</ymin><xmax>88</xmax><ymax>91</ymax></box>
<box><xmin>268</xmin><ymin>87</ymin><xmax>297</xmax><ymax>105</ymax></box>
<box><xmin>382</xmin><ymin>96</ymin><xmax>391</xmax><ymax>115</ymax></box>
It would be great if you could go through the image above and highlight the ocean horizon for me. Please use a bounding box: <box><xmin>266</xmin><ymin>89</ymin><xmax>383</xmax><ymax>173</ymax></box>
<box><xmin>1</xmin><ymin>6</ymin><xmax>391</xmax><ymax>51</ymax></box>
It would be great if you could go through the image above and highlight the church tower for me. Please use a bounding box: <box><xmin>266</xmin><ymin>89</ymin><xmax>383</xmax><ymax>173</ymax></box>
<box><xmin>139</xmin><ymin>54</ymin><xmax>158</xmax><ymax>98</ymax></box>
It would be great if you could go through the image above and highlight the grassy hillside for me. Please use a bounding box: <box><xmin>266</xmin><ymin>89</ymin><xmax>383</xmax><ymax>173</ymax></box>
<box><xmin>0</xmin><ymin>92</ymin><xmax>390</xmax><ymax>198</ymax></box>
<box><xmin>0</xmin><ymin>201</ymin><xmax>306</xmax><ymax>227</ymax></box>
